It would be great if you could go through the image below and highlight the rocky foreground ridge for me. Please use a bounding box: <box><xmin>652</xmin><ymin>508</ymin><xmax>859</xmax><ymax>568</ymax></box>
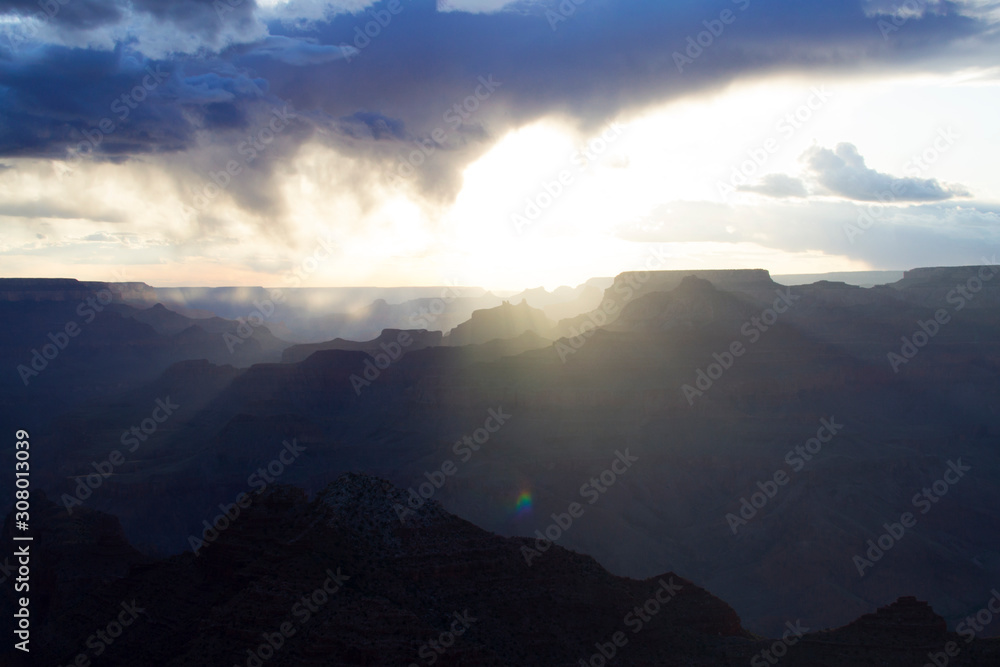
<box><xmin>4</xmin><ymin>474</ymin><xmax>999</xmax><ymax>666</ymax></box>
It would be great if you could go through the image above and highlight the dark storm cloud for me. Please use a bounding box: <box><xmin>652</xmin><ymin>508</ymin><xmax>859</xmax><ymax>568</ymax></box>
<box><xmin>274</xmin><ymin>0</ymin><xmax>992</xmax><ymax>129</ymax></box>
<box><xmin>0</xmin><ymin>0</ymin><xmax>258</xmax><ymax>34</ymax></box>
<box><xmin>0</xmin><ymin>0</ymin><xmax>997</xmax><ymax>202</ymax></box>
<box><xmin>229</xmin><ymin>0</ymin><xmax>997</xmax><ymax>198</ymax></box>
<box><xmin>0</xmin><ymin>47</ymin><xmax>291</xmax><ymax>158</ymax></box>
<box><xmin>0</xmin><ymin>47</ymin><xmax>172</xmax><ymax>157</ymax></box>
<box><xmin>0</xmin><ymin>0</ymin><xmax>125</xmax><ymax>30</ymax></box>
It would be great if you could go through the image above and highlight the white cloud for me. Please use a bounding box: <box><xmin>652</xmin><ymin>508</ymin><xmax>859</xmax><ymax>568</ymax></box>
<box><xmin>802</xmin><ymin>142</ymin><xmax>970</xmax><ymax>202</ymax></box>
<box><xmin>739</xmin><ymin>173</ymin><xmax>808</xmax><ymax>199</ymax></box>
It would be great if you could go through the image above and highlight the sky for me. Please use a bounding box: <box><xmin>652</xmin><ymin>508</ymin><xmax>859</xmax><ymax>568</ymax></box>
<box><xmin>0</xmin><ymin>0</ymin><xmax>998</xmax><ymax>291</ymax></box>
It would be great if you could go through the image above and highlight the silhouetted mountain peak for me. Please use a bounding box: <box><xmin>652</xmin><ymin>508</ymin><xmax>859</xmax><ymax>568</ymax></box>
<box><xmin>811</xmin><ymin>280</ymin><xmax>855</xmax><ymax>289</ymax></box>
<box><xmin>608</xmin><ymin>274</ymin><xmax>754</xmax><ymax>334</ymax></box>
<box><xmin>446</xmin><ymin>299</ymin><xmax>555</xmax><ymax>346</ymax></box>
<box><xmin>555</xmin><ymin>269</ymin><xmax>778</xmax><ymax>336</ymax></box>
<box><xmin>317</xmin><ymin>472</ymin><xmax>452</xmax><ymax>546</ymax></box>
<box><xmin>2</xmin><ymin>491</ymin><xmax>150</xmax><ymax>590</ymax></box>
<box><xmin>281</xmin><ymin>328</ymin><xmax>443</xmax><ymax>363</ymax></box>
<box><xmin>822</xmin><ymin>596</ymin><xmax>950</xmax><ymax>648</ymax></box>
<box><xmin>676</xmin><ymin>274</ymin><xmax>718</xmax><ymax>293</ymax></box>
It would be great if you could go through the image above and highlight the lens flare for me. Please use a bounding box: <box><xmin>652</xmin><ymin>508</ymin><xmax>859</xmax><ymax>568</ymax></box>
<box><xmin>515</xmin><ymin>491</ymin><xmax>532</xmax><ymax>516</ymax></box>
